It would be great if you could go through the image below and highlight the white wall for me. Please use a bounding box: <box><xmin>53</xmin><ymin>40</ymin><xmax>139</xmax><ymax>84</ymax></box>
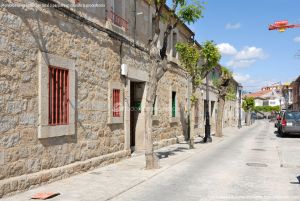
<box><xmin>254</xmin><ymin>99</ymin><xmax>264</xmax><ymax>106</ymax></box>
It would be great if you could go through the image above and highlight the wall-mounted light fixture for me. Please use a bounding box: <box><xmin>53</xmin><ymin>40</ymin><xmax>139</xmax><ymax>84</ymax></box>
<box><xmin>121</xmin><ymin>64</ymin><xmax>128</xmax><ymax>76</ymax></box>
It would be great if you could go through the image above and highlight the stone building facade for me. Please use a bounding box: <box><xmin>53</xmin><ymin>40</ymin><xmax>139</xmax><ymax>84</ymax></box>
<box><xmin>0</xmin><ymin>0</ymin><xmax>239</xmax><ymax>197</ymax></box>
<box><xmin>292</xmin><ymin>76</ymin><xmax>300</xmax><ymax>111</ymax></box>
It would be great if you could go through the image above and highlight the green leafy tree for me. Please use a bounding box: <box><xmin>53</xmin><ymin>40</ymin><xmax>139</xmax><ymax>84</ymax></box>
<box><xmin>213</xmin><ymin>67</ymin><xmax>233</xmax><ymax>137</ymax></box>
<box><xmin>242</xmin><ymin>96</ymin><xmax>255</xmax><ymax>126</ymax></box>
<box><xmin>144</xmin><ymin>0</ymin><xmax>205</xmax><ymax>169</ymax></box>
<box><xmin>176</xmin><ymin>40</ymin><xmax>220</xmax><ymax>148</ymax></box>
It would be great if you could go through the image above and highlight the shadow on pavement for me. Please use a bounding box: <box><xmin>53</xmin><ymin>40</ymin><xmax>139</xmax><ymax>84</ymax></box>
<box><xmin>156</xmin><ymin>147</ymin><xmax>188</xmax><ymax>159</ymax></box>
<box><xmin>290</xmin><ymin>176</ymin><xmax>300</xmax><ymax>184</ymax></box>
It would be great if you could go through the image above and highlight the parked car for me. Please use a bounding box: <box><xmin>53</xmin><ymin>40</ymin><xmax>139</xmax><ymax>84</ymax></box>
<box><xmin>278</xmin><ymin>111</ymin><xmax>300</xmax><ymax>137</ymax></box>
<box><xmin>275</xmin><ymin>111</ymin><xmax>285</xmax><ymax>128</ymax></box>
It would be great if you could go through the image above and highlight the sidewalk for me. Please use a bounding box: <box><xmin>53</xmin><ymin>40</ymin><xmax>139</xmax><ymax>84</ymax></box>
<box><xmin>1</xmin><ymin>125</ymin><xmax>251</xmax><ymax>201</ymax></box>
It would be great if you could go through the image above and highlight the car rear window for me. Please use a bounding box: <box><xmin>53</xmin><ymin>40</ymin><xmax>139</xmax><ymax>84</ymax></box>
<box><xmin>285</xmin><ymin>112</ymin><xmax>300</xmax><ymax>120</ymax></box>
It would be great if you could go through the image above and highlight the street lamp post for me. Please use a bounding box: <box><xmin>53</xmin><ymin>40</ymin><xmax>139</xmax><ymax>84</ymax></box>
<box><xmin>203</xmin><ymin>74</ymin><xmax>212</xmax><ymax>143</ymax></box>
<box><xmin>238</xmin><ymin>84</ymin><xmax>243</xmax><ymax>129</ymax></box>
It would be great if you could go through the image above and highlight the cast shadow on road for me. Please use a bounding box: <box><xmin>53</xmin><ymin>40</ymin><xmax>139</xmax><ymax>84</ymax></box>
<box><xmin>274</xmin><ymin>131</ymin><xmax>300</xmax><ymax>139</ymax></box>
<box><xmin>156</xmin><ymin>147</ymin><xmax>188</xmax><ymax>159</ymax></box>
<box><xmin>290</xmin><ymin>176</ymin><xmax>300</xmax><ymax>185</ymax></box>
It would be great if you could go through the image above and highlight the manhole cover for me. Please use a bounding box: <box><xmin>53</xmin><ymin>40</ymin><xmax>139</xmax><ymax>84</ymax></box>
<box><xmin>246</xmin><ymin>163</ymin><xmax>268</xmax><ymax>167</ymax></box>
<box><xmin>89</xmin><ymin>172</ymin><xmax>102</xmax><ymax>175</ymax></box>
<box><xmin>252</xmin><ymin>148</ymin><xmax>266</xmax><ymax>151</ymax></box>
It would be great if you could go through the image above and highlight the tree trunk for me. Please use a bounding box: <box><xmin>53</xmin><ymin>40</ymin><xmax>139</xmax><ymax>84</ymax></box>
<box><xmin>144</xmin><ymin>2</ymin><xmax>177</xmax><ymax>169</ymax></box>
<box><xmin>144</xmin><ymin>60</ymin><xmax>160</xmax><ymax>169</ymax></box>
<box><xmin>215</xmin><ymin>95</ymin><xmax>225</xmax><ymax>137</ymax></box>
<box><xmin>245</xmin><ymin>112</ymin><xmax>251</xmax><ymax>126</ymax></box>
<box><xmin>189</xmin><ymin>93</ymin><xmax>196</xmax><ymax>149</ymax></box>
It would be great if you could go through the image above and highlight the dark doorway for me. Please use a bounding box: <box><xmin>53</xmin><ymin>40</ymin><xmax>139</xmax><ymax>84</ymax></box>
<box><xmin>130</xmin><ymin>82</ymin><xmax>144</xmax><ymax>152</ymax></box>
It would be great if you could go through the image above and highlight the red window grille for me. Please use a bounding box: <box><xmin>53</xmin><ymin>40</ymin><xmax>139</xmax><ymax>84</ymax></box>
<box><xmin>48</xmin><ymin>66</ymin><xmax>69</xmax><ymax>125</ymax></box>
<box><xmin>113</xmin><ymin>89</ymin><xmax>120</xmax><ymax>117</ymax></box>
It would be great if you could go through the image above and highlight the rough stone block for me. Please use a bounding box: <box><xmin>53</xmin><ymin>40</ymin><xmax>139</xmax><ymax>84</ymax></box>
<box><xmin>0</xmin><ymin>12</ymin><xmax>23</xmax><ymax>30</ymax></box>
<box><xmin>0</xmin><ymin>116</ymin><xmax>17</xmax><ymax>133</ymax></box>
<box><xmin>6</xmin><ymin>100</ymin><xmax>27</xmax><ymax>114</ymax></box>
<box><xmin>0</xmin><ymin>150</ymin><xmax>4</xmax><ymax>165</ymax></box>
<box><xmin>26</xmin><ymin>159</ymin><xmax>41</xmax><ymax>173</ymax></box>
<box><xmin>19</xmin><ymin>113</ymin><xmax>37</xmax><ymax>125</ymax></box>
<box><xmin>27</xmin><ymin>175</ymin><xmax>41</xmax><ymax>186</ymax></box>
<box><xmin>20</xmin><ymin>128</ymin><xmax>38</xmax><ymax>144</ymax></box>
<box><xmin>41</xmin><ymin>173</ymin><xmax>51</xmax><ymax>183</ymax></box>
<box><xmin>10</xmin><ymin>160</ymin><xmax>25</xmax><ymax>177</ymax></box>
<box><xmin>21</xmin><ymin>73</ymin><xmax>31</xmax><ymax>82</ymax></box>
<box><xmin>19</xmin><ymin>82</ymin><xmax>36</xmax><ymax>97</ymax></box>
<box><xmin>0</xmin><ymin>81</ymin><xmax>10</xmax><ymax>93</ymax></box>
<box><xmin>0</xmin><ymin>35</ymin><xmax>8</xmax><ymax>49</ymax></box>
<box><xmin>0</xmin><ymin>133</ymin><xmax>20</xmax><ymax>148</ymax></box>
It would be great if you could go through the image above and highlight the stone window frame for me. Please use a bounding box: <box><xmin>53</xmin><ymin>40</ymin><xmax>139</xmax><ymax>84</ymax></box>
<box><xmin>38</xmin><ymin>52</ymin><xmax>75</xmax><ymax>139</ymax></box>
<box><xmin>108</xmin><ymin>81</ymin><xmax>124</xmax><ymax>124</ymax></box>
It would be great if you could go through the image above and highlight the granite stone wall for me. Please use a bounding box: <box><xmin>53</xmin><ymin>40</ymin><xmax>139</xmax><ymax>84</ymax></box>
<box><xmin>0</xmin><ymin>3</ymin><xmax>188</xmax><ymax>197</ymax></box>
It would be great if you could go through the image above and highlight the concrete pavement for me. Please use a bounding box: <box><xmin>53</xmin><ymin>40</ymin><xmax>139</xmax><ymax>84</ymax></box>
<box><xmin>111</xmin><ymin>120</ymin><xmax>300</xmax><ymax>201</ymax></box>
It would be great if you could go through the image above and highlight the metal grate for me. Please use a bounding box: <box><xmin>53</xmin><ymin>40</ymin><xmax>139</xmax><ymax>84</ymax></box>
<box><xmin>48</xmin><ymin>66</ymin><xmax>69</xmax><ymax>125</ymax></box>
<box><xmin>252</xmin><ymin>149</ymin><xmax>266</xmax><ymax>151</ymax></box>
<box><xmin>113</xmin><ymin>89</ymin><xmax>120</xmax><ymax>117</ymax></box>
<box><xmin>246</xmin><ymin>163</ymin><xmax>268</xmax><ymax>167</ymax></box>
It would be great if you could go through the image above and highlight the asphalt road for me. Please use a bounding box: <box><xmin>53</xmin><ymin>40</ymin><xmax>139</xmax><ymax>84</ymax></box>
<box><xmin>112</xmin><ymin>120</ymin><xmax>300</xmax><ymax>201</ymax></box>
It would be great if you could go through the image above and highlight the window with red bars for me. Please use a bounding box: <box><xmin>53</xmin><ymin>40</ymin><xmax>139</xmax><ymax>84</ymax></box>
<box><xmin>113</xmin><ymin>89</ymin><xmax>120</xmax><ymax>117</ymax></box>
<box><xmin>48</xmin><ymin>66</ymin><xmax>69</xmax><ymax>125</ymax></box>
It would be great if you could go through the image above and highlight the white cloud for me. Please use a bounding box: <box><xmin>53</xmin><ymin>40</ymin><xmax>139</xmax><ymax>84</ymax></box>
<box><xmin>227</xmin><ymin>46</ymin><xmax>267</xmax><ymax>68</ymax></box>
<box><xmin>294</xmin><ymin>36</ymin><xmax>300</xmax><ymax>43</ymax></box>
<box><xmin>225</xmin><ymin>23</ymin><xmax>241</xmax><ymax>30</ymax></box>
<box><xmin>233</xmin><ymin>73</ymin><xmax>251</xmax><ymax>83</ymax></box>
<box><xmin>227</xmin><ymin>59</ymin><xmax>256</xmax><ymax>68</ymax></box>
<box><xmin>217</xmin><ymin>43</ymin><xmax>237</xmax><ymax>55</ymax></box>
<box><xmin>234</xmin><ymin>46</ymin><xmax>266</xmax><ymax>60</ymax></box>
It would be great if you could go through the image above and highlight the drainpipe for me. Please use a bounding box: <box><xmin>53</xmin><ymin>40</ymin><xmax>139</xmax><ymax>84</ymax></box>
<box><xmin>133</xmin><ymin>0</ymin><xmax>137</xmax><ymax>45</ymax></box>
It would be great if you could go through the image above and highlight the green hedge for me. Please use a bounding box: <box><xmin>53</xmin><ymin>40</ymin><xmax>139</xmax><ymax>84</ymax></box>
<box><xmin>253</xmin><ymin>106</ymin><xmax>280</xmax><ymax>112</ymax></box>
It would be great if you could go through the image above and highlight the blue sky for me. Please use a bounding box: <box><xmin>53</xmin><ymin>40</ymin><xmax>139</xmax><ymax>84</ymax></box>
<box><xmin>172</xmin><ymin>0</ymin><xmax>300</xmax><ymax>91</ymax></box>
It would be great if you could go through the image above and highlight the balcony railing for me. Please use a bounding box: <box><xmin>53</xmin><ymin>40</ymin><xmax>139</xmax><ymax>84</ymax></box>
<box><xmin>106</xmin><ymin>8</ymin><xmax>128</xmax><ymax>31</ymax></box>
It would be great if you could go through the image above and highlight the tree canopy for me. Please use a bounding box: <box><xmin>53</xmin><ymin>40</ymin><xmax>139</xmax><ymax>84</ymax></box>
<box><xmin>176</xmin><ymin>41</ymin><xmax>221</xmax><ymax>103</ymax></box>
<box><xmin>242</xmin><ymin>97</ymin><xmax>255</xmax><ymax>112</ymax></box>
